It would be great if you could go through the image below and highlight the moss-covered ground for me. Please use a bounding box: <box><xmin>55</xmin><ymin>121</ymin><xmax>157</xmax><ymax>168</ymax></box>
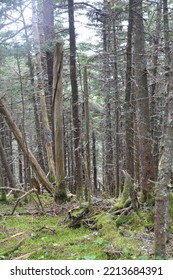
<box><xmin>0</xmin><ymin>193</ymin><xmax>173</xmax><ymax>260</ymax></box>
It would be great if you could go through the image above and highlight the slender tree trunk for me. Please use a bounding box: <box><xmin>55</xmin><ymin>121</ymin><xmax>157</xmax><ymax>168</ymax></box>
<box><xmin>103</xmin><ymin>4</ymin><xmax>115</xmax><ymax>195</ymax></box>
<box><xmin>19</xmin><ymin>1</ymin><xmax>45</xmax><ymax>171</ymax></box>
<box><xmin>43</xmin><ymin>0</ymin><xmax>55</xmax><ymax>120</ymax></box>
<box><xmin>32</xmin><ymin>0</ymin><xmax>55</xmax><ymax>180</ymax></box>
<box><xmin>154</xmin><ymin>84</ymin><xmax>173</xmax><ymax>258</ymax></box>
<box><xmin>125</xmin><ymin>0</ymin><xmax>134</xmax><ymax>179</ymax></box>
<box><xmin>154</xmin><ymin>3</ymin><xmax>173</xmax><ymax>257</ymax></box>
<box><xmin>0</xmin><ymin>140</ymin><xmax>17</xmax><ymax>190</ymax></box>
<box><xmin>133</xmin><ymin>0</ymin><xmax>155</xmax><ymax>201</ymax></box>
<box><xmin>83</xmin><ymin>66</ymin><xmax>92</xmax><ymax>204</ymax></box>
<box><xmin>112</xmin><ymin>17</ymin><xmax>120</xmax><ymax>197</ymax></box>
<box><xmin>92</xmin><ymin>131</ymin><xmax>97</xmax><ymax>194</ymax></box>
<box><xmin>150</xmin><ymin>1</ymin><xmax>162</xmax><ymax>179</ymax></box>
<box><xmin>18</xmin><ymin>144</ymin><xmax>23</xmax><ymax>185</ymax></box>
<box><xmin>68</xmin><ymin>0</ymin><xmax>83</xmax><ymax>200</ymax></box>
<box><xmin>53</xmin><ymin>42</ymin><xmax>67</xmax><ymax>203</ymax></box>
<box><xmin>163</xmin><ymin>0</ymin><xmax>170</xmax><ymax>124</ymax></box>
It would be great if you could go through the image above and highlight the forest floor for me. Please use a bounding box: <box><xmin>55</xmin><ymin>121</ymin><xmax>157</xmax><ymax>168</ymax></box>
<box><xmin>0</xmin><ymin>194</ymin><xmax>173</xmax><ymax>260</ymax></box>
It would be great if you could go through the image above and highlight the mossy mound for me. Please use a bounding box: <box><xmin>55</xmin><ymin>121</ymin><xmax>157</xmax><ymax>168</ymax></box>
<box><xmin>115</xmin><ymin>208</ymin><xmax>154</xmax><ymax>231</ymax></box>
<box><xmin>94</xmin><ymin>212</ymin><xmax>115</xmax><ymax>229</ymax></box>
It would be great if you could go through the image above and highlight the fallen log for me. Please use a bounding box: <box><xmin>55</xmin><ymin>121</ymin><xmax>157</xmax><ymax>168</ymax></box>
<box><xmin>0</xmin><ymin>98</ymin><xmax>54</xmax><ymax>194</ymax></box>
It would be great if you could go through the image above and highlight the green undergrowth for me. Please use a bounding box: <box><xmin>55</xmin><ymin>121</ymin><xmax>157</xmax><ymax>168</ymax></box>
<box><xmin>0</xmin><ymin>194</ymin><xmax>173</xmax><ymax>260</ymax></box>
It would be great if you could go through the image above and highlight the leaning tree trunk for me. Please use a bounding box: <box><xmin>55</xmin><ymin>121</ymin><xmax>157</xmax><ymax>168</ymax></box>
<box><xmin>53</xmin><ymin>42</ymin><xmax>67</xmax><ymax>203</ymax></box>
<box><xmin>0</xmin><ymin>98</ymin><xmax>54</xmax><ymax>194</ymax></box>
<box><xmin>133</xmin><ymin>0</ymin><xmax>155</xmax><ymax>201</ymax></box>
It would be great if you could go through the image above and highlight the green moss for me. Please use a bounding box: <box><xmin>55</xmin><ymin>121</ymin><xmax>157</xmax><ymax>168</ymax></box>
<box><xmin>95</xmin><ymin>212</ymin><xmax>114</xmax><ymax>229</ymax></box>
<box><xmin>49</xmin><ymin>174</ymin><xmax>56</xmax><ymax>184</ymax></box>
<box><xmin>76</xmin><ymin>186</ymin><xmax>84</xmax><ymax>201</ymax></box>
<box><xmin>54</xmin><ymin>183</ymin><xmax>67</xmax><ymax>203</ymax></box>
<box><xmin>115</xmin><ymin>209</ymin><xmax>154</xmax><ymax>231</ymax></box>
<box><xmin>121</xmin><ymin>179</ymin><xmax>130</xmax><ymax>203</ymax></box>
<box><xmin>0</xmin><ymin>196</ymin><xmax>158</xmax><ymax>260</ymax></box>
<box><xmin>0</xmin><ymin>190</ymin><xmax>7</xmax><ymax>202</ymax></box>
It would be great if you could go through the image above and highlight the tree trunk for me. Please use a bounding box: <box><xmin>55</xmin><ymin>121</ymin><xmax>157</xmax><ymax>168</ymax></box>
<box><xmin>68</xmin><ymin>0</ymin><xmax>83</xmax><ymax>200</ymax></box>
<box><xmin>133</xmin><ymin>0</ymin><xmax>155</xmax><ymax>201</ymax></box>
<box><xmin>150</xmin><ymin>1</ymin><xmax>162</xmax><ymax>179</ymax></box>
<box><xmin>32</xmin><ymin>0</ymin><xmax>55</xmax><ymax>180</ymax></box>
<box><xmin>83</xmin><ymin>65</ymin><xmax>92</xmax><ymax>204</ymax></box>
<box><xmin>112</xmin><ymin>16</ymin><xmax>120</xmax><ymax>197</ymax></box>
<box><xmin>154</xmin><ymin>100</ymin><xmax>173</xmax><ymax>258</ymax></box>
<box><xmin>53</xmin><ymin>42</ymin><xmax>67</xmax><ymax>203</ymax></box>
<box><xmin>0</xmin><ymin>98</ymin><xmax>54</xmax><ymax>194</ymax></box>
<box><xmin>0</xmin><ymin>140</ymin><xmax>17</xmax><ymax>190</ymax></box>
<box><xmin>125</xmin><ymin>0</ymin><xmax>134</xmax><ymax>179</ymax></box>
<box><xmin>43</xmin><ymin>0</ymin><xmax>55</xmax><ymax>124</ymax></box>
<box><xmin>92</xmin><ymin>131</ymin><xmax>97</xmax><ymax>194</ymax></box>
<box><xmin>154</xmin><ymin>24</ymin><xmax>173</xmax><ymax>259</ymax></box>
<box><xmin>19</xmin><ymin>0</ymin><xmax>46</xmax><ymax>171</ymax></box>
<box><xmin>103</xmin><ymin>3</ymin><xmax>115</xmax><ymax>196</ymax></box>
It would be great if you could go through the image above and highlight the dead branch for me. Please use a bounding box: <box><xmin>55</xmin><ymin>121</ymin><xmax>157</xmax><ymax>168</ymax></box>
<box><xmin>14</xmin><ymin>249</ymin><xmax>42</xmax><ymax>260</ymax></box>
<box><xmin>11</xmin><ymin>188</ymin><xmax>44</xmax><ymax>214</ymax></box>
<box><xmin>0</xmin><ymin>232</ymin><xmax>26</xmax><ymax>245</ymax></box>
<box><xmin>0</xmin><ymin>187</ymin><xmax>26</xmax><ymax>193</ymax></box>
<box><xmin>114</xmin><ymin>205</ymin><xmax>133</xmax><ymax>216</ymax></box>
<box><xmin>36</xmin><ymin>226</ymin><xmax>56</xmax><ymax>234</ymax></box>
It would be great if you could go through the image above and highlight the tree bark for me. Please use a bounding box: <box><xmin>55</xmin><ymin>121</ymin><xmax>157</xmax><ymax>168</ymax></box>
<box><xmin>150</xmin><ymin>1</ymin><xmax>162</xmax><ymax>179</ymax></box>
<box><xmin>92</xmin><ymin>131</ymin><xmax>97</xmax><ymax>193</ymax></box>
<box><xmin>102</xmin><ymin>2</ymin><xmax>115</xmax><ymax>195</ymax></box>
<box><xmin>68</xmin><ymin>0</ymin><xmax>83</xmax><ymax>200</ymax></box>
<box><xmin>125</xmin><ymin>0</ymin><xmax>134</xmax><ymax>179</ymax></box>
<box><xmin>43</xmin><ymin>0</ymin><xmax>55</xmax><ymax>103</ymax></box>
<box><xmin>32</xmin><ymin>0</ymin><xmax>55</xmax><ymax>180</ymax></box>
<box><xmin>83</xmin><ymin>65</ymin><xmax>92</xmax><ymax>204</ymax></box>
<box><xmin>133</xmin><ymin>0</ymin><xmax>155</xmax><ymax>201</ymax></box>
<box><xmin>154</xmin><ymin>21</ymin><xmax>173</xmax><ymax>258</ymax></box>
<box><xmin>0</xmin><ymin>140</ymin><xmax>17</xmax><ymax>190</ymax></box>
<box><xmin>53</xmin><ymin>42</ymin><xmax>67</xmax><ymax>203</ymax></box>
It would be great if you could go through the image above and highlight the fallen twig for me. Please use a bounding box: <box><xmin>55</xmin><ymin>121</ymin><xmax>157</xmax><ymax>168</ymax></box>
<box><xmin>0</xmin><ymin>232</ymin><xmax>26</xmax><ymax>245</ymax></box>
<box><xmin>11</xmin><ymin>188</ymin><xmax>44</xmax><ymax>214</ymax></box>
<box><xmin>14</xmin><ymin>248</ymin><xmax>42</xmax><ymax>260</ymax></box>
<box><xmin>36</xmin><ymin>226</ymin><xmax>56</xmax><ymax>233</ymax></box>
